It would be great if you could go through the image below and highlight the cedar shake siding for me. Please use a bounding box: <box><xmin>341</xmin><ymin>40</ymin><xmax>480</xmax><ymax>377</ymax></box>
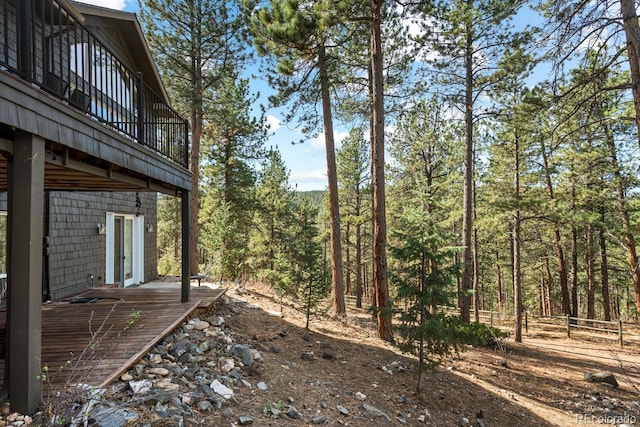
<box><xmin>46</xmin><ymin>191</ymin><xmax>158</xmax><ymax>300</ymax></box>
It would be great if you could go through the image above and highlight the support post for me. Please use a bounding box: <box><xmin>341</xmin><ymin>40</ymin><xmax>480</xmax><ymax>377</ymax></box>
<box><xmin>9</xmin><ymin>132</ymin><xmax>45</xmax><ymax>414</ymax></box>
<box><xmin>566</xmin><ymin>315</ymin><xmax>571</xmax><ymax>338</ymax></box>
<box><xmin>181</xmin><ymin>190</ymin><xmax>190</xmax><ymax>303</ymax></box>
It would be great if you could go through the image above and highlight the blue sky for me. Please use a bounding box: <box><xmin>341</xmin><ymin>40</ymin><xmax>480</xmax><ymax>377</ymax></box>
<box><xmin>76</xmin><ymin>0</ymin><xmax>335</xmax><ymax>191</ymax></box>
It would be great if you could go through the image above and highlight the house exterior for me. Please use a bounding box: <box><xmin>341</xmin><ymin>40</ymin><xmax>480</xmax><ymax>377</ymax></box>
<box><xmin>0</xmin><ymin>0</ymin><xmax>192</xmax><ymax>413</ymax></box>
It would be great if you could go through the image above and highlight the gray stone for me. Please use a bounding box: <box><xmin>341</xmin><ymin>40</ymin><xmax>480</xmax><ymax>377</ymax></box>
<box><xmin>89</xmin><ymin>404</ymin><xmax>139</xmax><ymax>427</ymax></box>
<box><xmin>585</xmin><ymin>371</ymin><xmax>619</xmax><ymax>388</ymax></box>
<box><xmin>210</xmin><ymin>379</ymin><xmax>234</xmax><ymax>399</ymax></box>
<box><xmin>286</xmin><ymin>406</ymin><xmax>303</xmax><ymax>419</ymax></box>
<box><xmin>197</xmin><ymin>400</ymin><xmax>214</xmax><ymax>411</ymax></box>
<box><xmin>257</xmin><ymin>382</ymin><xmax>268</xmax><ymax>391</ymax></box>
<box><xmin>232</xmin><ymin>344</ymin><xmax>254</xmax><ymax>366</ymax></box>
<box><xmin>336</xmin><ymin>405</ymin><xmax>349</xmax><ymax>416</ymax></box>
<box><xmin>322</xmin><ymin>350</ymin><xmax>338</xmax><ymax>360</ymax></box>
<box><xmin>361</xmin><ymin>403</ymin><xmax>391</xmax><ymax>421</ymax></box>
<box><xmin>311</xmin><ymin>415</ymin><xmax>329</xmax><ymax>424</ymax></box>
<box><xmin>129</xmin><ymin>379</ymin><xmax>152</xmax><ymax>395</ymax></box>
<box><xmin>222</xmin><ymin>408</ymin><xmax>234</xmax><ymax>417</ymax></box>
<box><xmin>238</xmin><ymin>415</ymin><xmax>255</xmax><ymax>425</ymax></box>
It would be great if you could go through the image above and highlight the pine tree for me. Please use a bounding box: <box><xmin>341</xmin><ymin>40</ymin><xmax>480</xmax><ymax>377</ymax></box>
<box><xmin>414</xmin><ymin>0</ymin><xmax>532</xmax><ymax>323</ymax></box>
<box><xmin>249</xmin><ymin>0</ymin><xmax>347</xmax><ymax>315</ymax></box>
<box><xmin>337</xmin><ymin>127</ymin><xmax>370</xmax><ymax>308</ymax></box>
<box><xmin>137</xmin><ymin>0</ymin><xmax>251</xmax><ymax>274</ymax></box>
<box><xmin>390</xmin><ymin>208</ymin><xmax>461</xmax><ymax>392</ymax></box>
<box><xmin>199</xmin><ymin>76</ymin><xmax>267</xmax><ymax>281</ymax></box>
<box><xmin>249</xmin><ymin>148</ymin><xmax>296</xmax><ymax>291</ymax></box>
<box><xmin>290</xmin><ymin>197</ymin><xmax>328</xmax><ymax>329</ymax></box>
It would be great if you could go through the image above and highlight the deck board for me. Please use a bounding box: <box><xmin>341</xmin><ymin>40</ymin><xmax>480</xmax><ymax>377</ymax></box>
<box><xmin>1</xmin><ymin>286</ymin><xmax>226</xmax><ymax>393</ymax></box>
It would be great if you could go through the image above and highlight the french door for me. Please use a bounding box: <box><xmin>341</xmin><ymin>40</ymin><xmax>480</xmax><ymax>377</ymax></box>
<box><xmin>105</xmin><ymin>213</ymin><xmax>144</xmax><ymax>287</ymax></box>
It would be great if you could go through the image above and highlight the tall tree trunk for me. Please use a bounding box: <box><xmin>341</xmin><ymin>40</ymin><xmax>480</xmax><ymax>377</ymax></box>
<box><xmin>356</xmin><ymin>220</ymin><xmax>363</xmax><ymax>308</ymax></box>
<box><xmin>538</xmin><ymin>276</ymin><xmax>544</xmax><ymax>316</ymax></box>
<box><xmin>473</xmin><ymin>181</ymin><xmax>479</xmax><ymax>322</ymax></box>
<box><xmin>345</xmin><ymin>222</ymin><xmax>351</xmax><ymax>295</ymax></box>
<box><xmin>603</xmin><ymin>123</ymin><xmax>640</xmax><ymax>321</ymax></box>
<box><xmin>460</xmin><ymin>0</ymin><xmax>475</xmax><ymax>323</ymax></box>
<box><xmin>370</xmin><ymin>0</ymin><xmax>393</xmax><ymax>342</ymax></box>
<box><xmin>496</xmin><ymin>251</ymin><xmax>503</xmax><ymax>311</ymax></box>
<box><xmin>189</xmin><ymin>106</ymin><xmax>202</xmax><ymax>275</ymax></box>
<box><xmin>513</xmin><ymin>132</ymin><xmax>522</xmax><ymax>342</ymax></box>
<box><xmin>318</xmin><ymin>44</ymin><xmax>346</xmax><ymax>316</ymax></box>
<box><xmin>585</xmin><ymin>224</ymin><xmax>595</xmax><ymax>320</ymax></box>
<box><xmin>539</xmin><ymin>140</ymin><xmax>571</xmax><ymax>314</ymax></box>
<box><xmin>620</xmin><ymin>0</ymin><xmax>640</xmax><ymax>148</ymax></box>
<box><xmin>571</xmin><ymin>226</ymin><xmax>579</xmax><ymax>318</ymax></box>
<box><xmin>544</xmin><ymin>256</ymin><xmax>554</xmax><ymax>316</ymax></box>
<box><xmin>599</xmin><ymin>219</ymin><xmax>611</xmax><ymax>321</ymax></box>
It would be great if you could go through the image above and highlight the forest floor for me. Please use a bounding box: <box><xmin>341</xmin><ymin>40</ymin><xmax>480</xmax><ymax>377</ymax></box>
<box><xmin>199</xmin><ymin>282</ymin><xmax>640</xmax><ymax>426</ymax></box>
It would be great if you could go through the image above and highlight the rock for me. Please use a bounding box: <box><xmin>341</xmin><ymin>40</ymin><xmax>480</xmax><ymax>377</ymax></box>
<box><xmin>269</xmin><ymin>406</ymin><xmax>282</xmax><ymax>417</ymax></box>
<box><xmin>238</xmin><ymin>415</ymin><xmax>255</xmax><ymax>425</ymax></box>
<box><xmin>219</xmin><ymin>358</ymin><xmax>235</xmax><ymax>373</ymax></box>
<box><xmin>355</xmin><ymin>392</ymin><xmax>366</xmax><ymax>401</ymax></box>
<box><xmin>89</xmin><ymin>404</ymin><xmax>139</xmax><ymax>427</ymax></box>
<box><xmin>322</xmin><ymin>350</ymin><xmax>338</xmax><ymax>360</ymax></box>
<box><xmin>250</xmin><ymin>349</ymin><xmax>263</xmax><ymax>363</ymax></box>
<box><xmin>303</xmin><ymin>333</ymin><xmax>313</xmax><ymax>341</ymax></box>
<box><xmin>361</xmin><ymin>403</ymin><xmax>391</xmax><ymax>421</ymax></box>
<box><xmin>336</xmin><ymin>405</ymin><xmax>350</xmax><ymax>416</ymax></box>
<box><xmin>257</xmin><ymin>382</ymin><xmax>268</xmax><ymax>391</ymax></box>
<box><xmin>120</xmin><ymin>373</ymin><xmax>133</xmax><ymax>381</ymax></box>
<box><xmin>286</xmin><ymin>406</ymin><xmax>302</xmax><ymax>419</ymax></box>
<box><xmin>210</xmin><ymin>379</ymin><xmax>234</xmax><ymax>399</ymax></box>
<box><xmin>149</xmin><ymin>353</ymin><xmax>163</xmax><ymax>364</ymax></box>
<box><xmin>148</xmin><ymin>367</ymin><xmax>170</xmax><ymax>376</ymax></box>
<box><xmin>246</xmin><ymin>304</ymin><xmax>261</xmax><ymax>309</ymax></box>
<box><xmin>232</xmin><ymin>344</ymin><xmax>254</xmax><ymax>366</ymax></box>
<box><xmin>585</xmin><ymin>372</ymin><xmax>619</xmax><ymax>388</ymax></box>
<box><xmin>197</xmin><ymin>400</ymin><xmax>214</xmax><ymax>412</ymax></box>
<box><xmin>210</xmin><ymin>316</ymin><xmax>225</xmax><ymax>326</ymax></box>
<box><xmin>311</xmin><ymin>414</ymin><xmax>329</xmax><ymax>424</ymax></box>
<box><xmin>301</xmin><ymin>352</ymin><xmax>314</xmax><ymax>361</ymax></box>
<box><xmin>192</xmin><ymin>320</ymin><xmax>210</xmax><ymax>330</ymax></box>
<box><xmin>129</xmin><ymin>379</ymin><xmax>152</xmax><ymax>394</ymax></box>
<box><xmin>155</xmin><ymin>378</ymin><xmax>179</xmax><ymax>392</ymax></box>
<box><xmin>222</xmin><ymin>407</ymin><xmax>234</xmax><ymax>417</ymax></box>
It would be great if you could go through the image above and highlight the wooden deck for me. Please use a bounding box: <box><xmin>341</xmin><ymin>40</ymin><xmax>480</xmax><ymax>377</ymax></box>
<box><xmin>1</xmin><ymin>286</ymin><xmax>226</xmax><ymax>394</ymax></box>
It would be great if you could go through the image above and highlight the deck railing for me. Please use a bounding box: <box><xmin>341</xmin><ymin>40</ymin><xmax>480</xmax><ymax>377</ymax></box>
<box><xmin>0</xmin><ymin>0</ymin><xmax>189</xmax><ymax>168</ymax></box>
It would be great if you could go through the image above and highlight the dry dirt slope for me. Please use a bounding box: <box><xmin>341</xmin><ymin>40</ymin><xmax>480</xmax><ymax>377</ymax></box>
<box><xmin>198</xmin><ymin>284</ymin><xmax>640</xmax><ymax>426</ymax></box>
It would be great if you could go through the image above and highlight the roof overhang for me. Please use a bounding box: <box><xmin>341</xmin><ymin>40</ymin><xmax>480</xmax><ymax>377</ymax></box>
<box><xmin>68</xmin><ymin>1</ymin><xmax>170</xmax><ymax>103</ymax></box>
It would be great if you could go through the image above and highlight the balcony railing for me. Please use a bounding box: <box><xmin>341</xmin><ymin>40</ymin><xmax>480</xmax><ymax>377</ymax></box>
<box><xmin>0</xmin><ymin>0</ymin><xmax>189</xmax><ymax>168</ymax></box>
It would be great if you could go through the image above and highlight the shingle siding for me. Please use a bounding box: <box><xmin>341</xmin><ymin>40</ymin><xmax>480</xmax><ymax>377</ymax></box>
<box><xmin>47</xmin><ymin>191</ymin><xmax>157</xmax><ymax>300</ymax></box>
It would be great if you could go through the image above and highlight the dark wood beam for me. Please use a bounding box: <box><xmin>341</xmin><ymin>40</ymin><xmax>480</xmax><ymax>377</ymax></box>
<box><xmin>181</xmin><ymin>190</ymin><xmax>190</xmax><ymax>303</ymax></box>
<box><xmin>8</xmin><ymin>132</ymin><xmax>45</xmax><ymax>414</ymax></box>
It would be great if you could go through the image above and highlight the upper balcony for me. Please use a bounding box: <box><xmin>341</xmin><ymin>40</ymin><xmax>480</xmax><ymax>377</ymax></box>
<box><xmin>0</xmin><ymin>0</ymin><xmax>189</xmax><ymax>169</ymax></box>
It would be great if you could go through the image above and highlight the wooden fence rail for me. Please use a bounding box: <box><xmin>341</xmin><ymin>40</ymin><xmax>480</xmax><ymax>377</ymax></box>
<box><xmin>344</xmin><ymin>298</ymin><xmax>640</xmax><ymax>347</ymax></box>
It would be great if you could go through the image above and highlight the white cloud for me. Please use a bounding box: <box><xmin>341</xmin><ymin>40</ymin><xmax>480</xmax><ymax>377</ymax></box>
<box><xmin>290</xmin><ymin>170</ymin><xmax>327</xmax><ymax>191</ymax></box>
<box><xmin>74</xmin><ymin>0</ymin><xmax>127</xmax><ymax>10</ymax></box>
<box><xmin>309</xmin><ymin>130</ymin><xmax>350</xmax><ymax>152</ymax></box>
<box><xmin>266</xmin><ymin>115</ymin><xmax>282</xmax><ymax>131</ymax></box>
